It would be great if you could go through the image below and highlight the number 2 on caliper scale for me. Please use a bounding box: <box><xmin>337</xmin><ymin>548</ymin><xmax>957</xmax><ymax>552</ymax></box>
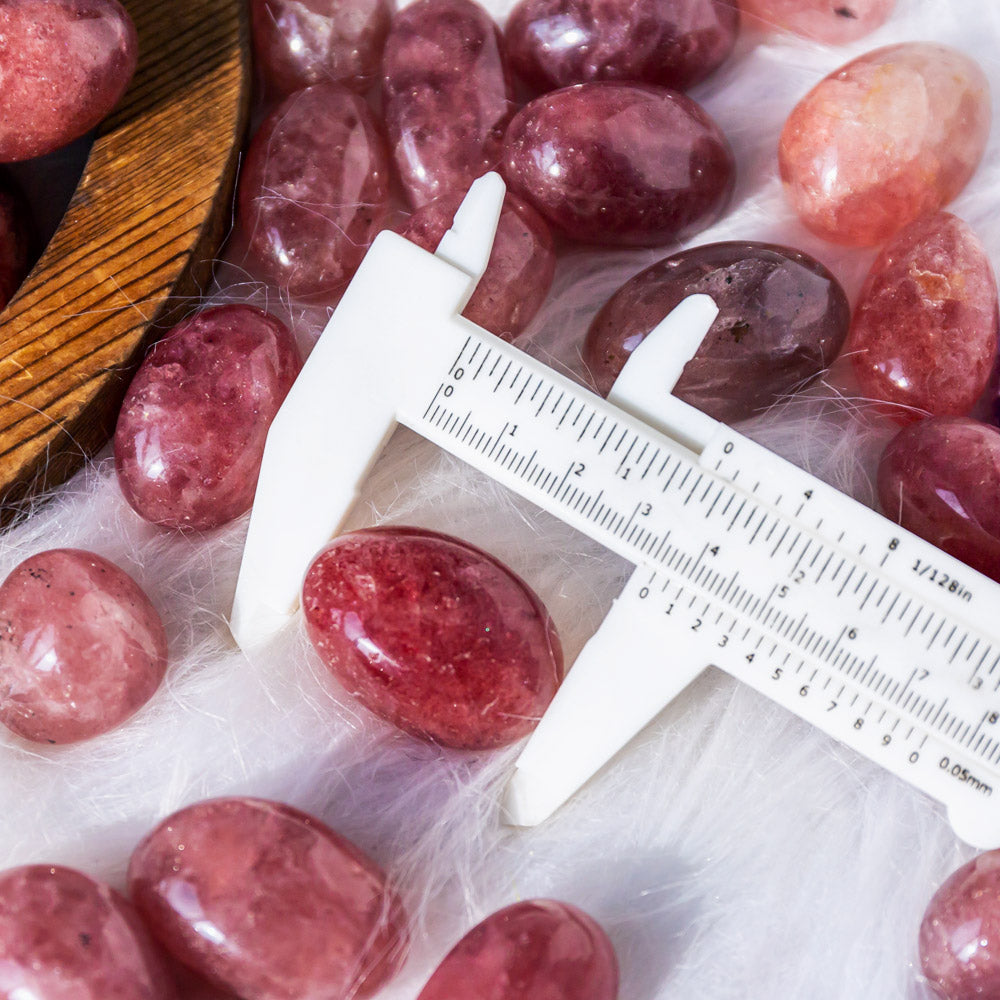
<box><xmin>231</xmin><ymin>174</ymin><xmax>1000</xmax><ymax>848</ymax></box>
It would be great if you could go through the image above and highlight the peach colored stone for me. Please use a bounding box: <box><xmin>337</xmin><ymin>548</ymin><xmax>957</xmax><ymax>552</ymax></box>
<box><xmin>739</xmin><ymin>0</ymin><xmax>894</xmax><ymax>43</ymax></box>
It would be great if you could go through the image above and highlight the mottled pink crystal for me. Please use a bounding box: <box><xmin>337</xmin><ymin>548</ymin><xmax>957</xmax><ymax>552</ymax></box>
<box><xmin>0</xmin><ymin>549</ymin><xmax>168</xmax><ymax>744</ymax></box>
<box><xmin>0</xmin><ymin>172</ymin><xmax>32</xmax><ymax>310</ymax></box>
<box><xmin>779</xmin><ymin>44</ymin><xmax>991</xmax><ymax>246</ymax></box>
<box><xmin>417</xmin><ymin>900</ymin><xmax>619</xmax><ymax>1000</ymax></box>
<box><xmin>302</xmin><ymin>527</ymin><xmax>564</xmax><ymax>749</ymax></box>
<box><xmin>128</xmin><ymin>797</ymin><xmax>409</xmax><ymax>1000</ymax></box>
<box><xmin>739</xmin><ymin>0</ymin><xmax>895</xmax><ymax>43</ymax></box>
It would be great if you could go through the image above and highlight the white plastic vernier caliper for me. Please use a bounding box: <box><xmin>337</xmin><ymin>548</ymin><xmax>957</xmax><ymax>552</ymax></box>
<box><xmin>231</xmin><ymin>174</ymin><xmax>1000</xmax><ymax>848</ymax></box>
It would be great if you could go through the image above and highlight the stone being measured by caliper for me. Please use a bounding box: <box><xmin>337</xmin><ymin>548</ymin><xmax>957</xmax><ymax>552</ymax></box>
<box><xmin>231</xmin><ymin>174</ymin><xmax>1000</xmax><ymax>848</ymax></box>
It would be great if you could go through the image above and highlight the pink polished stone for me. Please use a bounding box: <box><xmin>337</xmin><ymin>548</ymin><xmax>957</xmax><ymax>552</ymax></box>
<box><xmin>398</xmin><ymin>191</ymin><xmax>555</xmax><ymax>342</ymax></box>
<box><xmin>417</xmin><ymin>900</ymin><xmax>618</xmax><ymax>1000</ymax></box>
<box><xmin>739</xmin><ymin>0</ymin><xmax>894</xmax><ymax>43</ymax></box>
<box><xmin>0</xmin><ymin>864</ymin><xmax>177</xmax><ymax>1000</ymax></box>
<box><xmin>114</xmin><ymin>305</ymin><xmax>302</xmax><ymax>531</ymax></box>
<box><xmin>779</xmin><ymin>44</ymin><xmax>991</xmax><ymax>246</ymax></box>
<box><xmin>383</xmin><ymin>0</ymin><xmax>515</xmax><ymax>207</ymax></box>
<box><xmin>0</xmin><ymin>549</ymin><xmax>168</xmax><ymax>744</ymax></box>
<box><xmin>877</xmin><ymin>418</ymin><xmax>1000</xmax><ymax>584</ymax></box>
<box><xmin>0</xmin><ymin>0</ymin><xmax>137</xmax><ymax>162</ymax></box>
<box><xmin>505</xmin><ymin>0</ymin><xmax>739</xmax><ymax>93</ymax></box>
<box><xmin>846</xmin><ymin>213</ymin><xmax>998</xmax><ymax>423</ymax></box>
<box><xmin>503</xmin><ymin>82</ymin><xmax>735</xmax><ymax>247</ymax></box>
<box><xmin>302</xmin><ymin>526</ymin><xmax>564</xmax><ymax>749</ymax></box>
<box><xmin>128</xmin><ymin>797</ymin><xmax>409</xmax><ymax>1000</ymax></box>
<box><xmin>584</xmin><ymin>241</ymin><xmax>850</xmax><ymax>422</ymax></box>
<box><xmin>0</xmin><ymin>172</ymin><xmax>32</xmax><ymax>310</ymax></box>
<box><xmin>250</xmin><ymin>0</ymin><xmax>393</xmax><ymax>95</ymax></box>
<box><xmin>238</xmin><ymin>84</ymin><xmax>391</xmax><ymax>300</ymax></box>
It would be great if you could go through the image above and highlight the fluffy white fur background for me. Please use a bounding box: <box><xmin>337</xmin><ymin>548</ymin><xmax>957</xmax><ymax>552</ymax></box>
<box><xmin>2</xmin><ymin>0</ymin><xmax>1000</xmax><ymax>997</ymax></box>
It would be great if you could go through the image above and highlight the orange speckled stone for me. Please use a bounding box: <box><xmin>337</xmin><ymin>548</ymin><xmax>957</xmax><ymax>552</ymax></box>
<box><xmin>739</xmin><ymin>0</ymin><xmax>894</xmax><ymax>43</ymax></box>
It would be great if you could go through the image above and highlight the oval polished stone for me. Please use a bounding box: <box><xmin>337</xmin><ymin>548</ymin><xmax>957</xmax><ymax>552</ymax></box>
<box><xmin>129</xmin><ymin>797</ymin><xmax>408</xmax><ymax>1000</ymax></box>
<box><xmin>399</xmin><ymin>191</ymin><xmax>555</xmax><ymax>342</ymax></box>
<box><xmin>418</xmin><ymin>900</ymin><xmax>618</xmax><ymax>1000</ymax></box>
<box><xmin>739</xmin><ymin>0</ymin><xmax>894</xmax><ymax>43</ymax></box>
<box><xmin>503</xmin><ymin>82</ymin><xmax>735</xmax><ymax>247</ymax></box>
<box><xmin>238</xmin><ymin>84</ymin><xmax>391</xmax><ymax>300</ymax></box>
<box><xmin>584</xmin><ymin>241</ymin><xmax>849</xmax><ymax>421</ymax></box>
<box><xmin>847</xmin><ymin>213</ymin><xmax>998</xmax><ymax>423</ymax></box>
<box><xmin>250</xmin><ymin>0</ymin><xmax>392</xmax><ymax>95</ymax></box>
<box><xmin>0</xmin><ymin>549</ymin><xmax>168</xmax><ymax>744</ymax></box>
<box><xmin>114</xmin><ymin>305</ymin><xmax>301</xmax><ymax>531</ymax></box>
<box><xmin>0</xmin><ymin>172</ymin><xmax>32</xmax><ymax>310</ymax></box>
<box><xmin>505</xmin><ymin>0</ymin><xmax>739</xmax><ymax>93</ymax></box>
<box><xmin>302</xmin><ymin>527</ymin><xmax>564</xmax><ymax>749</ymax></box>
<box><xmin>383</xmin><ymin>0</ymin><xmax>515</xmax><ymax>207</ymax></box>
<box><xmin>779</xmin><ymin>44</ymin><xmax>991</xmax><ymax>246</ymax></box>
<box><xmin>877</xmin><ymin>418</ymin><xmax>1000</xmax><ymax>584</ymax></box>
<box><xmin>0</xmin><ymin>0</ymin><xmax>137</xmax><ymax>162</ymax></box>
<box><xmin>0</xmin><ymin>864</ymin><xmax>177</xmax><ymax>1000</ymax></box>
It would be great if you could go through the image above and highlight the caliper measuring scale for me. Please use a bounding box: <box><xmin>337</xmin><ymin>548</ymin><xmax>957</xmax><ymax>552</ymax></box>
<box><xmin>232</xmin><ymin>174</ymin><xmax>1000</xmax><ymax>848</ymax></box>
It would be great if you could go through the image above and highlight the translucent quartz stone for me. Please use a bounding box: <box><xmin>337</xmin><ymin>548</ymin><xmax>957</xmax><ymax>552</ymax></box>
<box><xmin>250</xmin><ymin>0</ymin><xmax>392</xmax><ymax>94</ymax></box>
<box><xmin>0</xmin><ymin>549</ymin><xmax>168</xmax><ymax>744</ymax></box>
<box><xmin>0</xmin><ymin>864</ymin><xmax>178</xmax><ymax>1000</ymax></box>
<box><xmin>739</xmin><ymin>0</ymin><xmax>895</xmax><ymax>43</ymax></box>
<box><xmin>779</xmin><ymin>44</ymin><xmax>991</xmax><ymax>246</ymax></box>
<box><xmin>584</xmin><ymin>241</ymin><xmax>849</xmax><ymax>422</ymax></box>
<box><xmin>846</xmin><ymin>213</ymin><xmax>998</xmax><ymax>423</ymax></box>
<box><xmin>114</xmin><ymin>305</ymin><xmax>301</xmax><ymax>531</ymax></box>
<box><xmin>504</xmin><ymin>0</ymin><xmax>739</xmax><ymax>93</ymax></box>
<box><xmin>238</xmin><ymin>84</ymin><xmax>391</xmax><ymax>300</ymax></box>
<box><xmin>302</xmin><ymin>527</ymin><xmax>564</xmax><ymax>749</ymax></box>
<box><xmin>417</xmin><ymin>900</ymin><xmax>619</xmax><ymax>1000</ymax></box>
<box><xmin>0</xmin><ymin>0</ymin><xmax>137</xmax><ymax>162</ymax></box>
<box><xmin>503</xmin><ymin>82</ymin><xmax>735</xmax><ymax>247</ymax></box>
<box><xmin>383</xmin><ymin>0</ymin><xmax>515</xmax><ymax>207</ymax></box>
<box><xmin>398</xmin><ymin>191</ymin><xmax>555</xmax><ymax>342</ymax></box>
<box><xmin>0</xmin><ymin>172</ymin><xmax>32</xmax><ymax>310</ymax></box>
<box><xmin>129</xmin><ymin>797</ymin><xmax>409</xmax><ymax>1000</ymax></box>
<box><xmin>877</xmin><ymin>418</ymin><xmax>1000</xmax><ymax>584</ymax></box>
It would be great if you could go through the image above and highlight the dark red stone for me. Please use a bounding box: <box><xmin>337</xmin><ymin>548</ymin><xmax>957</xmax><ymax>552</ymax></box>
<box><xmin>417</xmin><ymin>900</ymin><xmax>618</xmax><ymax>1000</ymax></box>
<box><xmin>0</xmin><ymin>171</ymin><xmax>32</xmax><ymax>310</ymax></box>
<box><xmin>0</xmin><ymin>865</ymin><xmax>177</xmax><ymax>1000</ymax></box>
<box><xmin>0</xmin><ymin>0</ymin><xmax>137</xmax><ymax>162</ymax></box>
<box><xmin>398</xmin><ymin>191</ymin><xmax>555</xmax><ymax>342</ymax></box>
<box><xmin>128</xmin><ymin>797</ymin><xmax>409</xmax><ymax>1000</ymax></box>
<box><xmin>877</xmin><ymin>418</ymin><xmax>1000</xmax><ymax>584</ymax></box>
<box><xmin>502</xmin><ymin>82</ymin><xmax>735</xmax><ymax>247</ymax></box>
<box><xmin>0</xmin><ymin>549</ymin><xmax>168</xmax><ymax>744</ymax></box>
<box><xmin>382</xmin><ymin>0</ymin><xmax>515</xmax><ymax>207</ymax></box>
<box><xmin>505</xmin><ymin>0</ymin><xmax>739</xmax><ymax>94</ymax></box>
<box><xmin>302</xmin><ymin>527</ymin><xmax>564</xmax><ymax>749</ymax></box>
<box><xmin>238</xmin><ymin>84</ymin><xmax>391</xmax><ymax>300</ymax></box>
<box><xmin>584</xmin><ymin>241</ymin><xmax>849</xmax><ymax>421</ymax></box>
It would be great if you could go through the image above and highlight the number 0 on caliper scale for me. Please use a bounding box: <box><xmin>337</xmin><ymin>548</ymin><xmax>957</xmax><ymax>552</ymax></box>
<box><xmin>231</xmin><ymin>175</ymin><xmax>1000</xmax><ymax>848</ymax></box>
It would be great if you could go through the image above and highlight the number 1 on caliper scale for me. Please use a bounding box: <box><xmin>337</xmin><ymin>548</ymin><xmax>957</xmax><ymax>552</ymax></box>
<box><xmin>231</xmin><ymin>174</ymin><xmax>1000</xmax><ymax>848</ymax></box>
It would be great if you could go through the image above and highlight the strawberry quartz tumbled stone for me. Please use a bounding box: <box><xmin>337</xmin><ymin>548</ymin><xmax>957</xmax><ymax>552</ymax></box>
<box><xmin>739</xmin><ymin>0</ymin><xmax>895</xmax><ymax>43</ymax></box>
<box><xmin>128</xmin><ymin>797</ymin><xmax>409</xmax><ymax>1000</ymax></box>
<box><xmin>0</xmin><ymin>549</ymin><xmax>168</xmax><ymax>744</ymax></box>
<box><xmin>302</xmin><ymin>527</ymin><xmax>564</xmax><ymax>749</ymax></box>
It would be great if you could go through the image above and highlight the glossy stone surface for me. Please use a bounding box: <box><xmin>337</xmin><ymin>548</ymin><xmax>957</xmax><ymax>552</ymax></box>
<box><xmin>302</xmin><ymin>527</ymin><xmax>564</xmax><ymax>749</ymax></box>
<box><xmin>383</xmin><ymin>0</ymin><xmax>515</xmax><ymax>206</ymax></box>
<box><xmin>238</xmin><ymin>84</ymin><xmax>391</xmax><ymax>300</ymax></box>
<box><xmin>0</xmin><ymin>0</ymin><xmax>137</xmax><ymax>162</ymax></box>
<box><xmin>0</xmin><ymin>864</ymin><xmax>177</xmax><ymax>1000</ymax></box>
<box><xmin>251</xmin><ymin>0</ymin><xmax>392</xmax><ymax>95</ymax></box>
<box><xmin>0</xmin><ymin>549</ymin><xmax>168</xmax><ymax>744</ymax></box>
<box><xmin>417</xmin><ymin>900</ymin><xmax>618</xmax><ymax>1000</ymax></box>
<box><xmin>505</xmin><ymin>0</ymin><xmax>739</xmax><ymax>93</ymax></box>
<box><xmin>585</xmin><ymin>241</ymin><xmax>849</xmax><ymax>421</ymax></box>
<box><xmin>779</xmin><ymin>44</ymin><xmax>991</xmax><ymax>246</ymax></box>
<box><xmin>0</xmin><ymin>172</ymin><xmax>31</xmax><ymax>310</ymax></box>
<box><xmin>877</xmin><ymin>418</ymin><xmax>1000</xmax><ymax>584</ymax></box>
<box><xmin>503</xmin><ymin>82</ymin><xmax>735</xmax><ymax>246</ymax></box>
<box><xmin>399</xmin><ymin>191</ymin><xmax>555</xmax><ymax>341</ymax></box>
<box><xmin>128</xmin><ymin>797</ymin><xmax>408</xmax><ymax>1000</ymax></box>
<box><xmin>115</xmin><ymin>305</ymin><xmax>301</xmax><ymax>531</ymax></box>
<box><xmin>739</xmin><ymin>0</ymin><xmax>894</xmax><ymax>43</ymax></box>
<box><xmin>847</xmin><ymin>213</ymin><xmax>998</xmax><ymax>423</ymax></box>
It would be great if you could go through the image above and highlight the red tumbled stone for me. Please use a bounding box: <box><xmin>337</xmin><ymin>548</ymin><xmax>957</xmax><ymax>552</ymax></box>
<box><xmin>0</xmin><ymin>549</ymin><xmax>168</xmax><ymax>744</ymax></box>
<box><xmin>739</xmin><ymin>0</ymin><xmax>894</xmax><ymax>43</ymax></box>
<box><xmin>302</xmin><ymin>527</ymin><xmax>564</xmax><ymax>749</ymax></box>
<box><xmin>128</xmin><ymin>797</ymin><xmax>408</xmax><ymax>1000</ymax></box>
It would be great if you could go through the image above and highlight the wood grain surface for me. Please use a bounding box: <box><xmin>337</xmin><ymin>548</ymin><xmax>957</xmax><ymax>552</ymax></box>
<box><xmin>0</xmin><ymin>0</ymin><xmax>249</xmax><ymax>521</ymax></box>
